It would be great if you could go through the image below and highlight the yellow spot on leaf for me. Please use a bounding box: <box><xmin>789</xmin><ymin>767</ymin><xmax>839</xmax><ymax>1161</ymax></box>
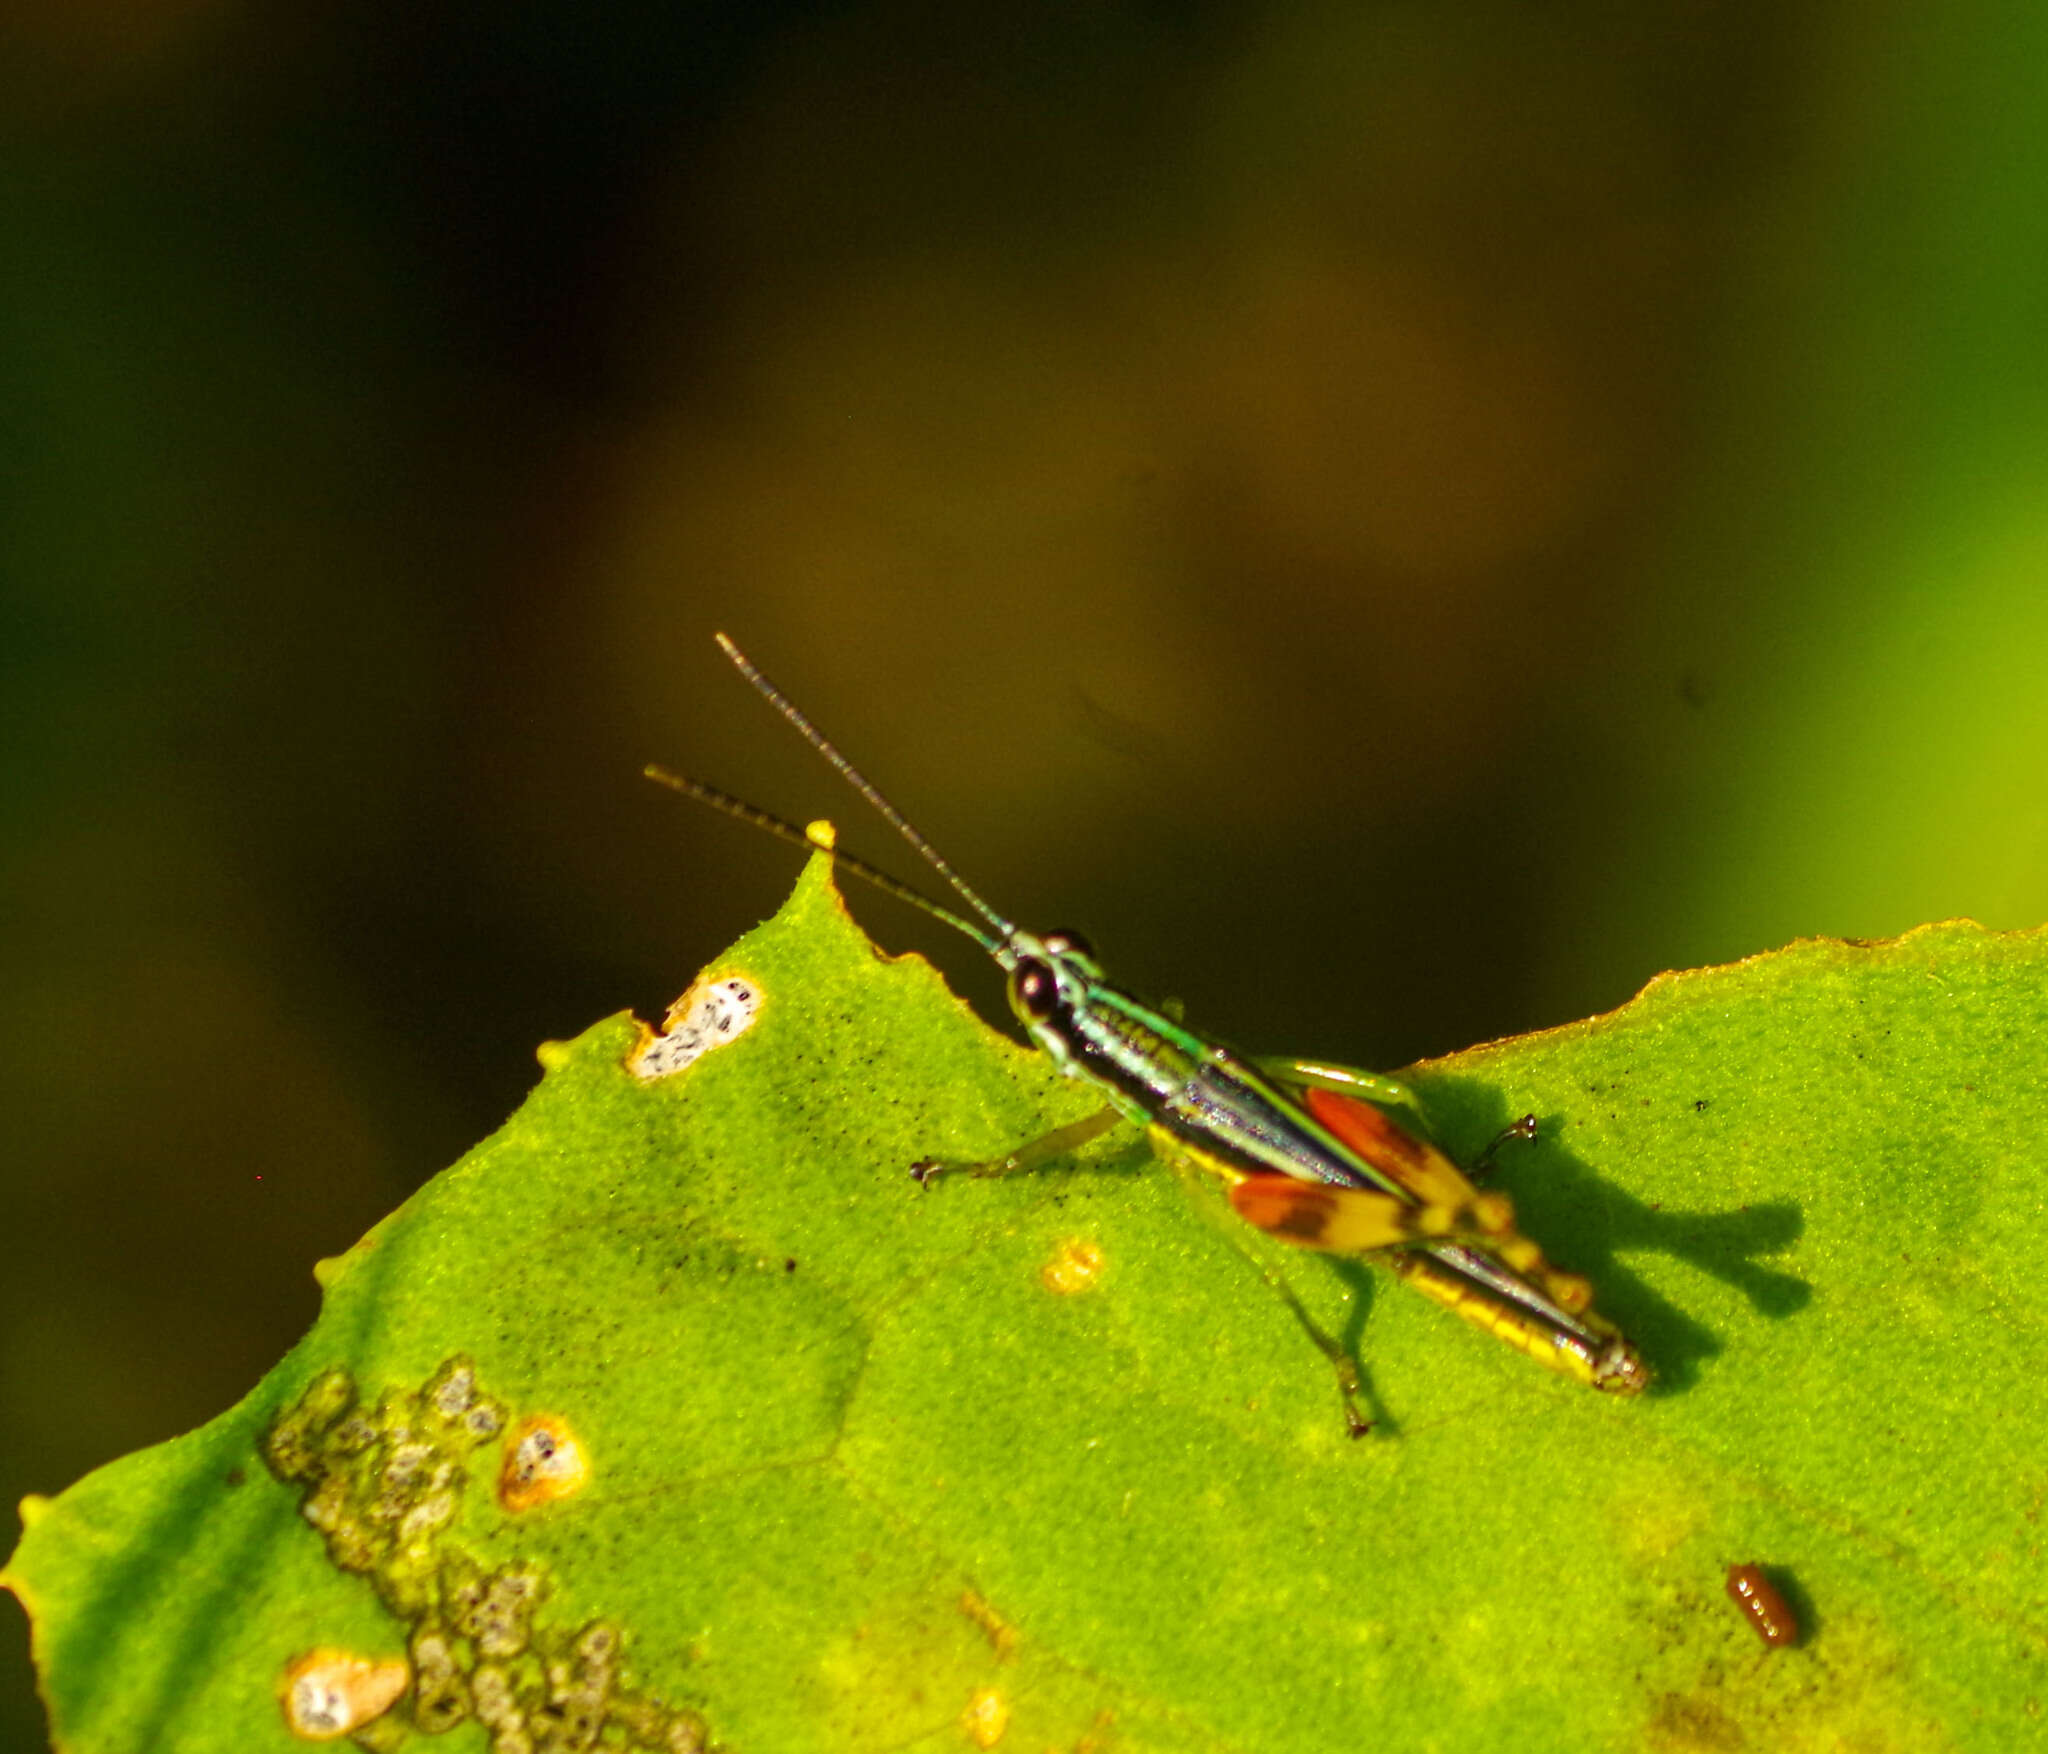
<box><xmin>961</xmin><ymin>1686</ymin><xmax>1010</xmax><ymax>1749</ymax></box>
<box><xmin>281</xmin><ymin>1649</ymin><xmax>409</xmax><ymax>1740</ymax></box>
<box><xmin>535</xmin><ymin>1038</ymin><xmax>573</xmax><ymax>1071</ymax></box>
<box><xmin>498</xmin><ymin>1413</ymin><xmax>590</xmax><ymax>1512</ymax></box>
<box><xmin>806</xmin><ymin>818</ymin><xmax>838</xmax><ymax>850</ymax></box>
<box><xmin>1040</xmin><ymin>1238</ymin><xmax>1106</xmax><ymax>1295</ymax></box>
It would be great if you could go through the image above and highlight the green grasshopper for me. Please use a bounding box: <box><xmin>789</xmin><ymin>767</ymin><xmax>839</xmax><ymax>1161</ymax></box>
<box><xmin>648</xmin><ymin>634</ymin><xmax>1647</xmax><ymax>1432</ymax></box>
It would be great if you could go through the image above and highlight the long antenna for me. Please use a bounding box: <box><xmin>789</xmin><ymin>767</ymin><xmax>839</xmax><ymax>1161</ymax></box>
<box><xmin>642</xmin><ymin>766</ymin><xmax>999</xmax><ymax>952</ymax></box>
<box><xmin>708</xmin><ymin>632</ymin><xmax>1018</xmax><ymax>940</ymax></box>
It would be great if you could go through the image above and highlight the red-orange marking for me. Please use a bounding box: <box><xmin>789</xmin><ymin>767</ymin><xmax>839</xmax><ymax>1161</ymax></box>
<box><xmin>1229</xmin><ymin>1176</ymin><xmax>1336</xmax><ymax>1242</ymax></box>
<box><xmin>1305</xmin><ymin>1087</ymin><xmax>1428</xmax><ymax>1175</ymax></box>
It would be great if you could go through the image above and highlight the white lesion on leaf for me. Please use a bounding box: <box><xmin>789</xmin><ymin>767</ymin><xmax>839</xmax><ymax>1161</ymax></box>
<box><xmin>629</xmin><ymin>971</ymin><xmax>763</xmax><ymax>1080</ymax></box>
<box><xmin>497</xmin><ymin>1414</ymin><xmax>591</xmax><ymax>1513</ymax></box>
<box><xmin>280</xmin><ymin>1648</ymin><xmax>410</xmax><ymax>1740</ymax></box>
<box><xmin>260</xmin><ymin>1359</ymin><xmax>710</xmax><ymax>1752</ymax></box>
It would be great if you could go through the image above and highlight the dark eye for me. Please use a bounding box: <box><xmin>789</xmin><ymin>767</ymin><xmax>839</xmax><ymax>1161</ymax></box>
<box><xmin>1042</xmin><ymin>929</ymin><xmax>1093</xmax><ymax>960</ymax></box>
<box><xmin>1011</xmin><ymin>959</ymin><xmax>1060</xmax><ymax>1020</ymax></box>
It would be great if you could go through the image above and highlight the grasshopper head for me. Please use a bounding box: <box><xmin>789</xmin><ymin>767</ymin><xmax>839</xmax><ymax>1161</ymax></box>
<box><xmin>1000</xmin><ymin>929</ymin><xmax>1103</xmax><ymax>1068</ymax></box>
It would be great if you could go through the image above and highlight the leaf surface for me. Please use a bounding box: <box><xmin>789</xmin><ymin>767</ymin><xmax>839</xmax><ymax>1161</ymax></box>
<box><xmin>8</xmin><ymin>857</ymin><xmax>2046</xmax><ymax>1752</ymax></box>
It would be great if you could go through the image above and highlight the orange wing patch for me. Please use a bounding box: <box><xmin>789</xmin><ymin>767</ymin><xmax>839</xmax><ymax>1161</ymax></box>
<box><xmin>1303</xmin><ymin>1087</ymin><xmax>1479</xmax><ymax>1209</ymax></box>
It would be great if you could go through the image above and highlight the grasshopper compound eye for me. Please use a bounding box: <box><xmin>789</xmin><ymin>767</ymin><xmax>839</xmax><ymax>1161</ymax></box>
<box><xmin>1010</xmin><ymin>960</ymin><xmax>1060</xmax><ymax>1021</ymax></box>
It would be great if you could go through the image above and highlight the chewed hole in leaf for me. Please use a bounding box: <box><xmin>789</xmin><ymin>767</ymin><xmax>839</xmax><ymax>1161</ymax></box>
<box><xmin>630</xmin><ymin>973</ymin><xmax>761</xmax><ymax>1079</ymax></box>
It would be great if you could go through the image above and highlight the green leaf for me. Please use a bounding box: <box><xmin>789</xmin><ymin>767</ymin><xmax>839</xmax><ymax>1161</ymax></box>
<box><xmin>8</xmin><ymin>855</ymin><xmax>2046</xmax><ymax>1752</ymax></box>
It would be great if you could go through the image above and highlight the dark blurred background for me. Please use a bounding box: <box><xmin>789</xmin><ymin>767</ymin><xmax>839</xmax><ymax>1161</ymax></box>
<box><xmin>8</xmin><ymin>2</ymin><xmax>2048</xmax><ymax>1742</ymax></box>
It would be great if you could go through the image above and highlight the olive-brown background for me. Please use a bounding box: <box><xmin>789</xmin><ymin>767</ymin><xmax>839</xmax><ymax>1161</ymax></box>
<box><xmin>9</xmin><ymin>5</ymin><xmax>2048</xmax><ymax>1746</ymax></box>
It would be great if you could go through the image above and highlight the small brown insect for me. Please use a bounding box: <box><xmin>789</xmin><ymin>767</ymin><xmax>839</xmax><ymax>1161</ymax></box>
<box><xmin>1725</xmin><ymin>1563</ymin><xmax>1798</xmax><ymax>1647</ymax></box>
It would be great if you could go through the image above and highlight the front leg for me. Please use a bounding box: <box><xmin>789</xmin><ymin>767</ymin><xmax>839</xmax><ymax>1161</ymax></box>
<box><xmin>910</xmin><ymin>1104</ymin><xmax>1124</xmax><ymax>1186</ymax></box>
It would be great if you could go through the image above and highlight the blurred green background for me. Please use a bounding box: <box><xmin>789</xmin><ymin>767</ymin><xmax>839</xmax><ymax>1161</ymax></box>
<box><xmin>7</xmin><ymin>3</ymin><xmax>2048</xmax><ymax>1745</ymax></box>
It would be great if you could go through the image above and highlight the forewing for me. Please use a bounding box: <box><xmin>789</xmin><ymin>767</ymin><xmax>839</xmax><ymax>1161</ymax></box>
<box><xmin>1300</xmin><ymin>1086</ymin><xmax>1482</xmax><ymax>1209</ymax></box>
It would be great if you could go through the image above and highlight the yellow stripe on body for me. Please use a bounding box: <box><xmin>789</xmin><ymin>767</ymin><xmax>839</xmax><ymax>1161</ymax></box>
<box><xmin>1387</xmin><ymin>1251</ymin><xmax>1624</xmax><ymax>1391</ymax></box>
